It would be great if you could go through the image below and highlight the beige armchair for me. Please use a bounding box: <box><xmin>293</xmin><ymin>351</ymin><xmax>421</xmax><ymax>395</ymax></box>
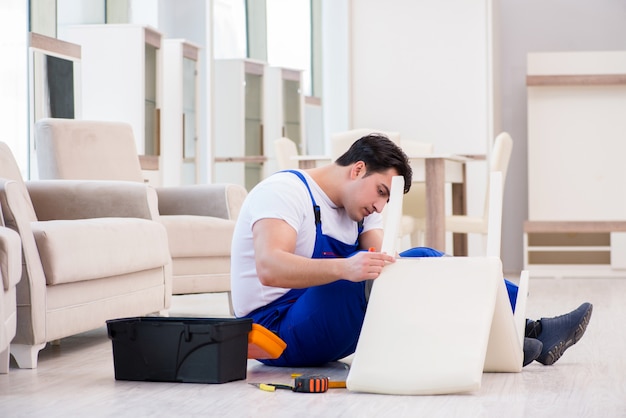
<box><xmin>0</xmin><ymin>224</ymin><xmax>21</xmax><ymax>373</ymax></box>
<box><xmin>35</xmin><ymin>118</ymin><xmax>247</xmax><ymax>310</ymax></box>
<box><xmin>0</xmin><ymin>142</ymin><xmax>172</xmax><ymax>368</ymax></box>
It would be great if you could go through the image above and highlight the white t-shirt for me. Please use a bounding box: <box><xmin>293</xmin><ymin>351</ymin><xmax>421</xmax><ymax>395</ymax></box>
<box><xmin>230</xmin><ymin>170</ymin><xmax>383</xmax><ymax>317</ymax></box>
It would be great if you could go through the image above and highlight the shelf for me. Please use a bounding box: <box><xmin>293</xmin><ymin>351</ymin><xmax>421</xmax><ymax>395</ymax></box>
<box><xmin>524</xmin><ymin>221</ymin><xmax>626</xmax><ymax>233</ymax></box>
<box><xmin>527</xmin><ymin>246</ymin><xmax>610</xmax><ymax>252</ymax></box>
<box><xmin>524</xmin><ymin>221</ymin><xmax>626</xmax><ymax>276</ymax></box>
<box><xmin>526</xmin><ymin>74</ymin><xmax>626</xmax><ymax>86</ymax></box>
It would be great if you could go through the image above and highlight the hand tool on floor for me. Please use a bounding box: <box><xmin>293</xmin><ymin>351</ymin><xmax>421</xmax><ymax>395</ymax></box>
<box><xmin>291</xmin><ymin>373</ymin><xmax>347</xmax><ymax>389</ymax></box>
<box><xmin>249</xmin><ymin>375</ymin><xmax>346</xmax><ymax>393</ymax></box>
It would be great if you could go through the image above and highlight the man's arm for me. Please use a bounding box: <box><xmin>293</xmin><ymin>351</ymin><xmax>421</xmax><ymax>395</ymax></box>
<box><xmin>358</xmin><ymin>228</ymin><xmax>384</xmax><ymax>252</ymax></box>
<box><xmin>252</xmin><ymin>218</ymin><xmax>394</xmax><ymax>289</ymax></box>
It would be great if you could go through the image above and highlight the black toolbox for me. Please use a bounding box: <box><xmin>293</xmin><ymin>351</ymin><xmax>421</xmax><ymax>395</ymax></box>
<box><xmin>106</xmin><ymin>317</ymin><xmax>253</xmax><ymax>384</ymax></box>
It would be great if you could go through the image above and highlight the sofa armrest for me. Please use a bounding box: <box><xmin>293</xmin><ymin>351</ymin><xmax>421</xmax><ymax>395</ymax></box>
<box><xmin>155</xmin><ymin>183</ymin><xmax>247</xmax><ymax>220</ymax></box>
<box><xmin>0</xmin><ymin>180</ymin><xmax>47</xmax><ymax>345</ymax></box>
<box><xmin>0</xmin><ymin>227</ymin><xmax>21</xmax><ymax>291</ymax></box>
<box><xmin>26</xmin><ymin>180</ymin><xmax>154</xmax><ymax>221</ymax></box>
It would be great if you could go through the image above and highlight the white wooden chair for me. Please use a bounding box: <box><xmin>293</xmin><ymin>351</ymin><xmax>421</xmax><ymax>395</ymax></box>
<box><xmin>346</xmin><ymin>172</ymin><xmax>529</xmax><ymax>395</ymax></box>
<box><xmin>446</xmin><ymin>132</ymin><xmax>513</xmax><ymax>256</ymax></box>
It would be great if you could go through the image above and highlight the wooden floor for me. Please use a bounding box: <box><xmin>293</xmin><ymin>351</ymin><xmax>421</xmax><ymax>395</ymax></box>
<box><xmin>1</xmin><ymin>277</ymin><xmax>625</xmax><ymax>417</ymax></box>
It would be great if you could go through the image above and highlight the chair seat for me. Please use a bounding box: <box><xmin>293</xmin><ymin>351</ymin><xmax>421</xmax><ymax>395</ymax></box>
<box><xmin>347</xmin><ymin>257</ymin><xmax>504</xmax><ymax>395</ymax></box>
<box><xmin>32</xmin><ymin>218</ymin><xmax>171</xmax><ymax>285</ymax></box>
<box><xmin>446</xmin><ymin>215</ymin><xmax>487</xmax><ymax>234</ymax></box>
<box><xmin>160</xmin><ymin>215</ymin><xmax>235</xmax><ymax>257</ymax></box>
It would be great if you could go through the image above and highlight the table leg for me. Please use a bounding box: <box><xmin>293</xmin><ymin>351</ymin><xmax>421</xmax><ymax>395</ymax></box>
<box><xmin>425</xmin><ymin>158</ymin><xmax>445</xmax><ymax>251</ymax></box>
<box><xmin>452</xmin><ymin>163</ymin><xmax>468</xmax><ymax>256</ymax></box>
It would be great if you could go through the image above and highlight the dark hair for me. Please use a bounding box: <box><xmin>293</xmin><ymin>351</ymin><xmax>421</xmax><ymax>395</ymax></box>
<box><xmin>335</xmin><ymin>134</ymin><xmax>412</xmax><ymax>193</ymax></box>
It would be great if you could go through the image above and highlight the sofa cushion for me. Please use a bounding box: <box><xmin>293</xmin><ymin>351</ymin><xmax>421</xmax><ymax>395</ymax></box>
<box><xmin>32</xmin><ymin>218</ymin><xmax>171</xmax><ymax>285</ymax></box>
<box><xmin>159</xmin><ymin>215</ymin><xmax>234</xmax><ymax>257</ymax></box>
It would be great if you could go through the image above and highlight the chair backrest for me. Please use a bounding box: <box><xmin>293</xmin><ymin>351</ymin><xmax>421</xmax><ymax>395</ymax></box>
<box><xmin>273</xmin><ymin>137</ymin><xmax>299</xmax><ymax>171</ymax></box>
<box><xmin>330</xmin><ymin>129</ymin><xmax>401</xmax><ymax>160</ymax></box>
<box><xmin>35</xmin><ymin>118</ymin><xmax>144</xmax><ymax>182</ymax></box>
<box><xmin>485</xmin><ymin>171</ymin><xmax>503</xmax><ymax>258</ymax></box>
<box><xmin>482</xmin><ymin>132</ymin><xmax>513</xmax><ymax>222</ymax></box>
<box><xmin>490</xmin><ymin>132</ymin><xmax>513</xmax><ymax>181</ymax></box>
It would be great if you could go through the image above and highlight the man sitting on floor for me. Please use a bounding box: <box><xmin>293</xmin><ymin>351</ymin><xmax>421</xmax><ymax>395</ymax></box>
<box><xmin>231</xmin><ymin>134</ymin><xmax>593</xmax><ymax>368</ymax></box>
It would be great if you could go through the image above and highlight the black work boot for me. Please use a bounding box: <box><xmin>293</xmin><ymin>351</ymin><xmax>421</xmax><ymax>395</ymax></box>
<box><xmin>533</xmin><ymin>302</ymin><xmax>593</xmax><ymax>366</ymax></box>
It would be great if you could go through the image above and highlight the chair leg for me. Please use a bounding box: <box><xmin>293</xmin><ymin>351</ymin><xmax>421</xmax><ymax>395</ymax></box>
<box><xmin>10</xmin><ymin>343</ymin><xmax>46</xmax><ymax>369</ymax></box>
<box><xmin>0</xmin><ymin>346</ymin><xmax>9</xmax><ymax>374</ymax></box>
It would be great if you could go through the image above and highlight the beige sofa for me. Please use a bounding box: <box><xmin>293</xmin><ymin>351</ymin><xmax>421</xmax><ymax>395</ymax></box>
<box><xmin>0</xmin><ymin>142</ymin><xmax>172</xmax><ymax>368</ymax></box>
<box><xmin>35</xmin><ymin>118</ymin><xmax>246</xmax><ymax>308</ymax></box>
<box><xmin>0</xmin><ymin>224</ymin><xmax>21</xmax><ymax>373</ymax></box>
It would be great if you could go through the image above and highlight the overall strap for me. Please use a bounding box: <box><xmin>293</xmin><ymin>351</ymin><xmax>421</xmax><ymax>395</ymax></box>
<box><xmin>282</xmin><ymin>170</ymin><xmax>321</xmax><ymax>226</ymax></box>
<box><xmin>282</xmin><ymin>170</ymin><xmax>364</xmax><ymax>232</ymax></box>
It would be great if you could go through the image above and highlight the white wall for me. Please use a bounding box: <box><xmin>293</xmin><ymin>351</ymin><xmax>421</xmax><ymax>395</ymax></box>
<box><xmin>347</xmin><ymin>0</ymin><xmax>496</xmax><ymax>257</ymax></box>
<box><xmin>349</xmin><ymin>0</ymin><xmax>496</xmax><ymax>155</ymax></box>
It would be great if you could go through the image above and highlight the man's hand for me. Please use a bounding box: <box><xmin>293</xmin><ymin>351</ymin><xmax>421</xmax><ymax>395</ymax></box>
<box><xmin>341</xmin><ymin>250</ymin><xmax>395</xmax><ymax>282</ymax></box>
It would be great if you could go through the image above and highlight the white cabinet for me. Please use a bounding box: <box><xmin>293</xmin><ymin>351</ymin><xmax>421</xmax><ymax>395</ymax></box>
<box><xmin>161</xmin><ymin>39</ymin><xmax>200</xmax><ymax>186</ymax></box>
<box><xmin>59</xmin><ymin>24</ymin><xmax>162</xmax><ymax>177</ymax></box>
<box><xmin>525</xmin><ymin>51</ymin><xmax>626</xmax><ymax>277</ymax></box>
<box><xmin>213</xmin><ymin>59</ymin><xmax>266</xmax><ymax>191</ymax></box>
<box><xmin>264</xmin><ymin>66</ymin><xmax>305</xmax><ymax>177</ymax></box>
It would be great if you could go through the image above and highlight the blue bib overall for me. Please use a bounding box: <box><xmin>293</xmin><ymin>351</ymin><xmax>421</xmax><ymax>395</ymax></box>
<box><xmin>246</xmin><ymin>170</ymin><xmax>367</xmax><ymax>366</ymax></box>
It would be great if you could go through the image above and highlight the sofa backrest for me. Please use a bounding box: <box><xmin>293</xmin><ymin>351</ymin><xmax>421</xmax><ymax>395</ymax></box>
<box><xmin>35</xmin><ymin>118</ymin><xmax>145</xmax><ymax>183</ymax></box>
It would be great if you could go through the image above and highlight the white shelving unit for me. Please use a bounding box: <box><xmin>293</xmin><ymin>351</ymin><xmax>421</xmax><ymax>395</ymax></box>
<box><xmin>263</xmin><ymin>66</ymin><xmax>305</xmax><ymax>177</ymax></box>
<box><xmin>525</xmin><ymin>51</ymin><xmax>626</xmax><ymax>277</ymax></box>
<box><xmin>161</xmin><ymin>39</ymin><xmax>200</xmax><ymax>186</ymax></box>
<box><xmin>213</xmin><ymin>58</ymin><xmax>267</xmax><ymax>191</ymax></box>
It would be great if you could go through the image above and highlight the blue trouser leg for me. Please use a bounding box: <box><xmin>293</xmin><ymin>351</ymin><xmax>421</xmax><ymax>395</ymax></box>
<box><xmin>247</xmin><ymin>280</ymin><xmax>367</xmax><ymax>367</ymax></box>
<box><xmin>399</xmin><ymin>247</ymin><xmax>520</xmax><ymax>312</ymax></box>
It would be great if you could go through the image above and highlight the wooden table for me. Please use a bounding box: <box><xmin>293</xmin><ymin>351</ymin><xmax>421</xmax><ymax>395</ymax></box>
<box><xmin>407</xmin><ymin>154</ymin><xmax>476</xmax><ymax>255</ymax></box>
